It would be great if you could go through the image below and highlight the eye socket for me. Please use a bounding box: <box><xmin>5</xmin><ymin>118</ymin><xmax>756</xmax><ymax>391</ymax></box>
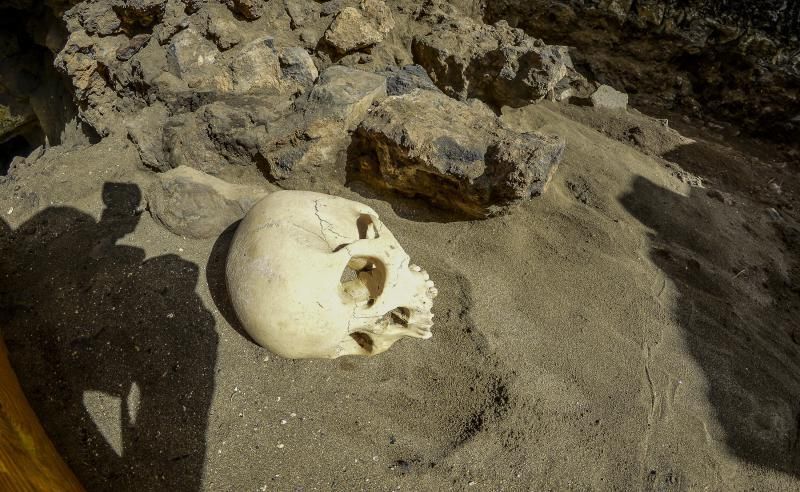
<box><xmin>339</xmin><ymin>257</ymin><xmax>386</xmax><ymax>304</ymax></box>
<box><xmin>356</xmin><ymin>214</ymin><xmax>378</xmax><ymax>239</ymax></box>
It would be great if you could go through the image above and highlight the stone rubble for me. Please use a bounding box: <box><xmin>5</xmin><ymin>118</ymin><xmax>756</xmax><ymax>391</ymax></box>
<box><xmin>2</xmin><ymin>0</ymin><xmax>634</xmax><ymax>226</ymax></box>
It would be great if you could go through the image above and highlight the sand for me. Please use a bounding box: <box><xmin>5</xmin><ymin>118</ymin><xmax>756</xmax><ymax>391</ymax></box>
<box><xmin>1</xmin><ymin>102</ymin><xmax>799</xmax><ymax>490</ymax></box>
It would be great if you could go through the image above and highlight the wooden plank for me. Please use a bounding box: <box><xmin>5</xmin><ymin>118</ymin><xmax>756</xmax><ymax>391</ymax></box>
<box><xmin>0</xmin><ymin>338</ymin><xmax>84</xmax><ymax>491</ymax></box>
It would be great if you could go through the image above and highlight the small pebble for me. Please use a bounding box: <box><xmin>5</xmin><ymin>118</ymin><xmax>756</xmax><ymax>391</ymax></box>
<box><xmin>277</xmin><ymin>443</ymin><xmax>284</xmax><ymax>449</ymax></box>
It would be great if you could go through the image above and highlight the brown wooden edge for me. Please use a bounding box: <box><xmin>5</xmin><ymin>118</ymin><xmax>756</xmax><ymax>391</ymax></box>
<box><xmin>0</xmin><ymin>337</ymin><xmax>84</xmax><ymax>491</ymax></box>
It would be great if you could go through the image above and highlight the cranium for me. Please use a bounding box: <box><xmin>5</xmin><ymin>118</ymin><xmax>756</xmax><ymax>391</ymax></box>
<box><xmin>225</xmin><ymin>190</ymin><xmax>438</xmax><ymax>358</ymax></box>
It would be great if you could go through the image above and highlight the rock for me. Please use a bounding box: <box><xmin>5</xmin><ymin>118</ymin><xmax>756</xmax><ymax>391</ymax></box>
<box><xmin>54</xmin><ymin>30</ymin><xmax>123</xmax><ymax>136</ymax></box>
<box><xmin>206</xmin><ymin>5</ymin><xmax>243</xmax><ymax>50</ymax></box>
<box><xmin>382</xmin><ymin>64</ymin><xmax>440</xmax><ymax>96</ymax></box>
<box><xmin>147</xmin><ymin>166</ymin><xmax>270</xmax><ymax>239</ymax></box>
<box><xmin>163</xmin><ymin>112</ymin><xmax>227</xmax><ymax>174</ymax></box>
<box><xmin>113</xmin><ymin>0</ymin><xmax>167</xmax><ymax>31</ymax></box>
<box><xmin>323</xmin><ymin>0</ymin><xmax>394</xmax><ymax>55</ymax></box>
<box><xmin>707</xmin><ymin>188</ymin><xmax>735</xmax><ymax>206</ymax></box>
<box><xmin>304</xmin><ymin>65</ymin><xmax>386</xmax><ymax>130</ymax></box>
<box><xmin>278</xmin><ymin>47</ymin><xmax>318</xmax><ymax>88</ymax></box>
<box><xmin>161</xmin><ymin>95</ymin><xmax>297</xmax><ymax>175</ymax></box>
<box><xmin>75</xmin><ymin>2</ymin><xmax>122</xmax><ymax>36</ymax></box>
<box><xmin>412</xmin><ymin>10</ymin><xmax>570</xmax><ymax>108</ymax></box>
<box><xmin>153</xmin><ymin>0</ymin><xmax>189</xmax><ymax>45</ymax></box>
<box><xmin>116</xmin><ymin>34</ymin><xmax>151</xmax><ymax>61</ymax></box>
<box><xmin>320</xmin><ymin>0</ymin><xmax>344</xmax><ymax>17</ymax></box>
<box><xmin>166</xmin><ymin>28</ymin><xmax>227</xmax><ymax>89</ymax></box>
<box><xmin>324</xmin><ymin>8</ymin><xmax>382</xmax><ymax>54</ymax></box>
<box><xmin>284</xmin><ymin>0</ymin><xmax>321</xmax><ymax>29</ymax></box>
<box><xmin>126</xmin><ymin>103</ymin><xmax>169</xmax><ymax>171</ymax></box>
<box><xmin>349</xmin><ymin>90</ymin><xmax>564</xmax><ymax>218</ymax></box>
<box><xmin>590</xmin><ymin>85</ymin><xmax>628</xmax><ymax>110</ymax></box>
<box><xmin>223</xmin><ymin>0</ymin><xmax>265</xmax><ymax>20</ymax></box>
<box><xmin>228</xmin><ymin>37</ymin><xmax>284</xmax><ymax>94</ymax></box>
<box><xmin>359</xmin><ymin>0</ymin><xmax>394</xmax><ymax>34</ymax></box>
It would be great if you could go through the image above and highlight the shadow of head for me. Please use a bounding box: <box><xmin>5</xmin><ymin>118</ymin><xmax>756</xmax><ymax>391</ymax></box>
<box><xmin>99</xmin><ymin>182</ymin><xmax>142</xmax><ymax>238</ymax></box>
<box><xmin>0</xmin><ymin>181</ymin><xmax>218</xmax><ymax>490</ymax></box>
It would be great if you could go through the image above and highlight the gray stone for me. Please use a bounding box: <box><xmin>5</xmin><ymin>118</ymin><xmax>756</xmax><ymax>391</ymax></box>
<box><xmin>590</xmin><ymin>84</ymin><xmax>629</xmax><ymax>110</ymax></box>
<box><xmin>305</xmin><ymin>65</ymin><xmax>386</xmax><ymax>130</ymax></box>
<box><xmin>278</xmin><ymin>47</ymin><xmax>318</xmax><ymax>88</ymax></box>
<box><xmin>147</xmin><ymin>166</ymin><xmax>270</xmax><ymax>239</ymax></box>
<box><xmin>412</xmin><ymin>8</ymin><xmax>570</xmax><ymax>108</ymax></box>
<box><xmin>382</xmin><ymin>64</ymin><xmax>440</xmax><ymax>96</ymax></box>
<box><xmin>228</xmin><ymin>37</ymin><xmax>284</xmax><ymax>93</ymax></box>
<box><xmin>349</xmin><ymin>90</ymin><xmax>564</xmax><ymax>218</ymax></box>
<box><xmin>166</xmin><ymin>28</ymin><xmax>226</xmax><ymax>89</ymax></box>
<box><xmin>126</xmin><ymin>103</ymin><xmax>169</xmax><ymax>171</ymax></box>
<box><xmin>78</xmin><ymin>2</ymin><xmax>122</xmax><ymax>36</ymax></box>
<box><xmin>206</xmin><ymin>4</ymin><xmax>243</xmax><ymax>50</ymax></box>
<box><xmin>222</xmin><ymin>0</ymin><xmax>265</xmax><ymax>20</ymax></box>
<box><xmin>323</xmin><ymin>0</ymin><xmax>394</xmax><ymax>55</ymax></box>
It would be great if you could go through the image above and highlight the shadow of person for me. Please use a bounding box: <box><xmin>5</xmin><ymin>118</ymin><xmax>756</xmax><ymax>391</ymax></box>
<box><xmin>0</xmin><ymin>183</ymin><xmax>218</xmax><ymax>491</ymax></box>
<box><xmin>621</xmin><ymin>176</ymin><xmax>800</xmax><ymax>477</ymax></box>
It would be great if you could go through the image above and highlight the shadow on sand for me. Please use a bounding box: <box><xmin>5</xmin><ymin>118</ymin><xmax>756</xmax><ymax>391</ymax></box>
<box><xmin>621</xmin><ymin>175</ymin><xmax>800</xmax><ymax>477</ymax></box>
<box><xmin>0</xmin><ymin>183</ymin><xmax>218</xmax><ymax>491</ymax></box>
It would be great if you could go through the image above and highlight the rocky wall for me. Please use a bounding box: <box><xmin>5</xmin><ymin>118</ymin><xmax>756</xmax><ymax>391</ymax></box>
<box><xmin>484</xmin><ymin>0</ymin><xmax>800</xmax><ymax>140</ymax></box>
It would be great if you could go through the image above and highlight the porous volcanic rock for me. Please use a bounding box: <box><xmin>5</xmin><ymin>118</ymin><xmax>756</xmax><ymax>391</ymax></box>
<box><xmin>323</xmin><ymin>0</ymin><xmax>395</xmax><ymax>55</ymax></box>
<box><xmin>412</xmin><ymin>5</ymin><xmax>575</xmax><ymax>108</ymax></box>
<box><xmin>349</xmin><ymin>90</ymin><xmax>565</xmax><ymax>217</ymax></box>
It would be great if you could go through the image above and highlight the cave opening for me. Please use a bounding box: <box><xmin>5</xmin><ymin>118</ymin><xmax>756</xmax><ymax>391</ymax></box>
<box><xmin>0</xmin><ymin>1</ymin><xmax>86</xmax><ymax>176</ymax></box>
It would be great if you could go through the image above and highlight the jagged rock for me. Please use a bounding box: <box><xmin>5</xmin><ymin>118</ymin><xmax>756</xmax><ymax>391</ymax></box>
<box><xmin>412</xmin><ymin>9</ymin><xmax>571</xmax><ymax>108</ymax></box>
<box><xmin>349</xmin><ymin>90</ymin><xmax>564</xmax><ymax>218</ymax></box>
<box><xmin>323</xmin><ymin>0</ymin><xmax>394</xmax><ymax>55</ymax></box>
<box><xmin>251</xmin><ymin>66</ymin><xmax>389</xmax><ymax>183</ymax></box>
<box><xmin>206</xmin><ymin>4</ymin><xmax>242</xmax><ymax>50</ymax></box>
<box><xmin>229</xmin><ymin>37</ymin><xmax>284</xmax><ymax>93</ymax></box>
<box><xmin>113</xmin><ymin>0</ymin><xmax>167</xmax><ymax>31</ymax></box>
<box><xmin>284</xmin><ymin>0</ymin><xmax>321</xmax><ymax>29</ymax></box>
<box><xmin>126</xmin><ymin>103</ymin><xmax>169</xmax><ymax>171</ymax></box>
<box><xmin>163</xmin><ymin>111</ymin><xmax>227</xmax><ymax>174</ymax></box>
<box><xmin>223</xmin><ymin>0</ymin><xmax>265</xmax><ymax>20</ymax></box>
<box><xmin>116</xmin><ymin>33</ymin><xmax>151</xmax><ymax>61</ymax></box>
<box><xmin>55</xmin><ymin>30</ymin><xmax>123</xmax><ymax>135</ymax></box>
<box><xmin>162</xmin><ymin>96</ymin><xmax>296</xmax><ymax>174</ymax></box>
<box><xmin>381</xmin><ymin>64</ymin><xmax>440</xmax><ymax>96</ymax></box>
<box><xmin>182</xmin><ymin>0</ymin><xmax>204</xmax><ymax>14</ymax></box>
<box><xmin>320</xmin><ymin>0</ymin><xmax>344</xmax><ymax>17</ymax></box>
<box><xmin>74</xmin><ymin>1</ymin><xmax>122</xmax><ymax>36</ymax></box>
<box><xmin>154</xmin><ymin>0</ymin><xmax>189</xmax><ymax>45</ymax></box>
<box><xmin>147</xmin><ymin>166</ymin><xmax>270</xmax><ymax>238</ymax></box>
<box><xmin>590</xmin><ymin>85</ymin><xmax>628</xmax><ymax>110</ymax></box>
<box><xmin>304</xmin><ymin>65</ymin><xmax>386</xmax><ymax>130</ymax></box>
<box><xmin>166</xmin><ymin>28</ymin><xmax>228</xmax><ymax>89</ymax></box>
<box><xmin>278</xmin><ymin>47</ymin><xmax>318</xmax><ymax>88</ymax></box>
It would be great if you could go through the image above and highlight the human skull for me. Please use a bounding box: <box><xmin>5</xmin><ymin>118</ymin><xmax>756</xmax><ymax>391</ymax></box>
<box><xmin>226</xmin><ymin>190</ymin><xmax>438</xmax><ymax>358</ymax></box>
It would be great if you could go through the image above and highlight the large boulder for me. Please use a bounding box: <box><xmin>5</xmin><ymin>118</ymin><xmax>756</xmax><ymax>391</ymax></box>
<box><xmin>349</xmin><ymin>90</ymin><xmax>565</xmax><ymax>218</ymax></box>
<box><xmin>147</xmin><ymin>166</ymin><xmax>271</xmax><ymax>239</ymax></box>
<box><xmin>412</xmin><ymin>6</ymin><xmax>573</xmax><ymax>108</ymax></box>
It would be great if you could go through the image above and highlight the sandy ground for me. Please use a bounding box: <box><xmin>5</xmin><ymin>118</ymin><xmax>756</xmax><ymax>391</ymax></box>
<box><xmin>2</xmin><ymin>102</ymin><xmax>799</xmax><ymax>490</ymax></box>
